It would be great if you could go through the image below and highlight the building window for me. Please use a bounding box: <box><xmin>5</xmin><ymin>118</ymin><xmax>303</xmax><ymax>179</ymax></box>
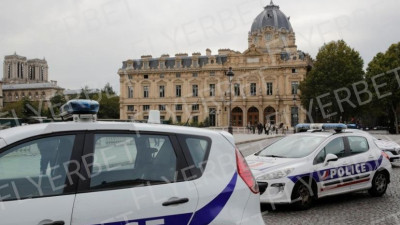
<box><xmin>127</xmin><ymin>105</ymin><xmax>134</xmax><ymax>112</ymax></box>
<box><xmin>144</xmin><ymin>116</ymin><xmax>149</xmax><ymax>120</ymax></box>
<box><xmin>7</xmin><ymin>64</ymin><xmax>11</xmax><ymax>78</ymax></box>
<box><xmin>160</xmin><ymin>74</ymin><xmax>165</xmax><ymax>78</ymax></box>
<box><xmin>234</xmin><ymin>83</ymin><xmax>240</xmax><ymax>96</ymax></box>
<box><xmin>210</xmin><ymin>72</ymin><xmax>215</xmax><ymax>77</ymax></box>
<box><xmin>192</xmin><ymin>73</ymin><xmax>198</xmax><ymax>77</ymax></box>
<box><xmin>144</xmin><ymin>62</ymin><xmax>148</xmax><ymax>70</ymax></box>
<box><xmin>128</xmin><ymin>75</ymin><xmax>133</xmax><ymax>80</ymax></box>
<box><xmin>29</xmin><ymin>66</ymin><xmax>35</xmax><ymax>80</ymax></box>
<box><xmin>175</xmin><ymin>104</ymin><xmax>182</xmax><ymax>111</ymax></box>
<box><xmin>176</xmin><ymin>85</ymin><xmax>181</xmax><ymax>97</ymax></box>
<box><xmin>176</xmin><ymin>73</ymin><xmax>181</xmax><ymax>78</ymax></box>
<box><xmin>159</xmin><ymin>85</ymin><xmax>165</xmax><ymax>98</ymax></box>
<box><xmin>160</xmin><ymin>62</ymin><xmax>164</xmax><ymax>69</ymax></box>
<box><xmin>292</xmin><ymin>68</ymin><xmax>297</xmax><ymax>73</ymax></box>
<box><xmin>291</xmin><ymin>81</ymin><xmax>299</xmax><ymax>95</ymax></box>
<box><xmin>159</xmin><ymin>105</ymin><xmax>166</xmax><ymax>111</ymax></box>
<box><xmin>143</xmin><ymin>86</ymin><xmax>149</xmax><ymax>98</ymax></box>
<box><xmin>266</xmin><ymin>82</ymin><xmax>273</xmax><ymax>96</ymax></box>
<box><xmin>192</xmin><ymin>104</ymin><xmax>199</xmax><ymax>111</ymax></box>
<box><xmin>176</xmin><ymin>61</ymin><xmax>181</xmax><ymax>69</ymax></box>
<box><xmin>21</xmin><ymin>64</ymin><xmax>24</xmax><ymax>78</ymax></box>
<box><xmin>250</xmin><ymin>83</ymin><xmax>256</xmax><ymax>96</ymax></box>
<box><xmin>209</xmin><ymin>84</ymin><xmax>215</xmax><ymax>96</ymax></box>
<box><xmin>144</xmin><ymin>74</ymin><xmax>149</xmax><ymax>79</ymax></box>
<box><xmin>193</xmin><ymin>116</ymin><xmax>198</xmax><ymax>123</ymax></box>
<box><xmin>40</xmin><ymin>66</ymin><xmax>44</xmax><ymax>81</ymax></box>
<box><xmin>128</xmin><ymin>86</ymin><xmax>133</xmax><ymax>98</ymax></box>
<box><xmin>265</xmin><ymin>33</ymin><xmax>272</xmax><ymax>41</ymax></box>
<box><xmin>143</xmin><ymin>105</ymin><xmax>150</xmax><ymax>111</ymax></box>
<box><xmin>193</xmin><ymin>60</ymin><xmax>198</xmax><ymax>68</ymax></box>
<box><xmin>192</xmin><ymin>85</ymin><xmax>198</xmax><ymax>97</ymax></box>
<box><xmin>176</xmin><ymin>116</ymin><xmax>181</xmax><ymax>123</ymax></box>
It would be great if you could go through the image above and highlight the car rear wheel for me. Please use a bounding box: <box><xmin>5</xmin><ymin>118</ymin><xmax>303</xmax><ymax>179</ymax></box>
<box><xmin>291</xmin><ymin>180</ymin><xmax>314</xmax><ymax>210</ymax></box>
<box><xmin>369</xmin><ymin>172</ymin><xmax>388</xmax><ymax>197</ymax></box>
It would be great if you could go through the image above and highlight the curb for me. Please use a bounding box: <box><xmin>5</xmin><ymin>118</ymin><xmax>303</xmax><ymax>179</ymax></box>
<box><xmin>235</xmin><ymin>134</ymin><xmax>285</xmax><ymax>145</ymax></box>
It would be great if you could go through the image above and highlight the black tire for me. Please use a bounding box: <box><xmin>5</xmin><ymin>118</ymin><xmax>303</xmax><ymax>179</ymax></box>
<box><xmin>291</xmin><ymin>180</ymin><xmax>314</xmax><ymax>210</ymax></box>
<box><xmin>369</xmin><ymin>172</ymin><xmax>388</xmax><ymax>197</ymax></box>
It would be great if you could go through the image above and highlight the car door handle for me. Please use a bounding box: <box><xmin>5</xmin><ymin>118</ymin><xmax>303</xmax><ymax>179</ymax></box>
<box><xmin>43</xmin><ymin>221</ymin><xmax>65</xmax><ymax>225</ymax></box>
<box><xmin>162</xmin><ymin>197</ymin><xmax>189</xmax><ymax>206</ymax></box>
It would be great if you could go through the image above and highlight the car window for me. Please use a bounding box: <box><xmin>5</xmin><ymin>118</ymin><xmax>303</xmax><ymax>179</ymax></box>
<box><xmin>0</xmin><ymin>135</ymin><xmax>75</xmax><ymax>201</ymax></box>
<box><xmin>314</xmin><ymin>148</ymin><xmax>327</xmax><ymax>164</ymax></box>
<box><xmin>323</xmin><ymin>137</ymin><xmax>345</xmax><ymax>158</ymax></box>
<box><xmin>348</xmin><ymin>136</ymin><xmax>369</xmax><ymax>155</ymax></box>
<box><xmin>185</xmin><ymin>138</ymin><xmax>209</xmax><ymax>169</ymax></box>
<box><xmin>90</xmin><ymin>134</ymin><xmax>177</xmax><ymax>190</ymax></box>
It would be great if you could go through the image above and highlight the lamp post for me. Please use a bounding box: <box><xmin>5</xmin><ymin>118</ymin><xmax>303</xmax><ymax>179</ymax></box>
<box><xmin>226</xmin><ymin>67</ymin><xmax>234</xmax><ymax>134</ymax></box>
<box><xmin>292</xmin><ymin>94</ymin><xmax>298</xmax><ymax>127</ymax></box>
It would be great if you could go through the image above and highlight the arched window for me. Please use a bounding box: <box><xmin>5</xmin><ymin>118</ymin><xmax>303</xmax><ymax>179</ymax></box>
<box><xmin>7</xmin><ymin>64</ymin><xmax>11</xmax><ymax>78</ymax></box>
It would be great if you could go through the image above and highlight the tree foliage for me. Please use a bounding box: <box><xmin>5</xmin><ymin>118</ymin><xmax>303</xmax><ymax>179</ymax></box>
<box><xmin>299</xmin><ymin>40</ymin><xmax>364</xmax><ymax>122</ymax></box>
<box><xmin>365</xmin><ymin>42</ymin><xmax>400</xmax><ymax>133</ymax></box>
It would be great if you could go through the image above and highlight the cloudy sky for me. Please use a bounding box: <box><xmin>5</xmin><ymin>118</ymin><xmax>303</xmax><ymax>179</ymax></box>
<box><xmin>1</xmin><ymin>0</ymin><xmax>399</xmax><ymax>93</ymax></box>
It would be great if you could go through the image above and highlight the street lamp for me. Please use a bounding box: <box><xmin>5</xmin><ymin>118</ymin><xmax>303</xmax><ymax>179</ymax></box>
<box><xmin>292</xmin><ymin>94</ymin><xmax>298</xmax><ymax>127</ymax></box>
<box><xmin>226</xmin><ymin>67</ymin><xmax>234</xmax><ymax>134</ymax></box>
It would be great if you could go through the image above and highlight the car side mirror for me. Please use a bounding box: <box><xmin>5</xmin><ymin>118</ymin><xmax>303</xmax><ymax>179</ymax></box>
<box><xmin>324</xmin><ymin>153</ymin><xmax>338</xmax><ymax>166</ymax></box>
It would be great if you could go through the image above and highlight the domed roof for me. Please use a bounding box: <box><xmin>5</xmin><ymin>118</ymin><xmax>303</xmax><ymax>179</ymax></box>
<box><xmin>251</xmin><ymin>1</ymin><xmax>293</xmax><ymax>33</ymax></box>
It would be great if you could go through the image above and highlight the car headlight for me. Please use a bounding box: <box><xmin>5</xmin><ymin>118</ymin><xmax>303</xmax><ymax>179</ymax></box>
<box><xmin>258</xmin><ymin>168</ymin><xmax>295</xmax><ymax>180</ymax></box>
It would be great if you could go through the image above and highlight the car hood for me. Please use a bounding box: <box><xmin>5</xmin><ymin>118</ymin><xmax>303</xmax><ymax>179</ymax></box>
<box><xmin>246</xmin><ymin>154</ymin><xmax>304</xmax><ymax>178</ymax></box>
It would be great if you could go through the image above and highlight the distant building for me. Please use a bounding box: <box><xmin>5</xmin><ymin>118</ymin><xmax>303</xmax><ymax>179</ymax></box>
<box><xmin>2</xmin><ymin>53</ymin><xmax>63</xmax><ymax>106</ymax></box>
<box><xmin>118</xmin><ymin>2</ymin><xmax>312</xmax><ymax>127</ymax></box>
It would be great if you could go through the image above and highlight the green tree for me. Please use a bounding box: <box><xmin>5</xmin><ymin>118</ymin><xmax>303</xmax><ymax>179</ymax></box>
<box><xmin>47</xmin><ymin>93</ymin><xmax>67</xmax><ymax>118</ymax></box>
<box><xmin>1</xmin><ymin>98</ymin><xmax>40</xmax><ymax>119</ymax></box>
<box><xmin>299</xmin><ymin>40</ymin><xmax>364</xmax><ymax>123</ymax></box>
<box><xmin>97</xmin><ymin>92</ymin><xmax>120</xmax><ymax>119</ymax></box>
<box><xmin>365</xmin><ymin>42</ymin><xmax>400</xmax><ymax>134</ymax></box>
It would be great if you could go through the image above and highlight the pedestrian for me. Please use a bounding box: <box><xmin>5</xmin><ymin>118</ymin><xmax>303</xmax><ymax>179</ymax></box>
<box><xmin>252</xmin><ymin>123</ymin><xmax>256</xmax><ymax>134</ymax></box>
<box><xmin>257</xmin><ymin>122</ymin><xmax>262</xmax><ymax>135</ymax></box>
<box><xmin>247</xmin><ymin>122</ymin><xmax>251</xmax><ymax>134</ymax></box>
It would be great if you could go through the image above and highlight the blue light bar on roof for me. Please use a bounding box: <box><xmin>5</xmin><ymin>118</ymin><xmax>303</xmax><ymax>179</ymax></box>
<box><xmin>295</xmin><ymin>123</ymin><xmax>347</xmax><ymax>133</ymax></box>
<box><xmin>60</xmin><ymin>100</ymin><xmax>100</xmax><ymax>118</ymax></box>
<box><xmin>321</xmin><ymin>123</ymin><xmax>347</xmax><ymax>131</ymax></box>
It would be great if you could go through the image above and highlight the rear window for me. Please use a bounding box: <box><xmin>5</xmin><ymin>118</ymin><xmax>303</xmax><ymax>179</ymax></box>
<box><xmin>178</xmin><ymin>135</ymin><xmax>211</xmax><ymax>180</ymax></box>
<box><xmin>348</xmin><ymin>136</ymin><xmax>369</xmax><ymax>155</ymax></box>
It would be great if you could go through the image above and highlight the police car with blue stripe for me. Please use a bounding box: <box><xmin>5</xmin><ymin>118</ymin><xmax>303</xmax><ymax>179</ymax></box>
<box><xmin>0</xmin><ymin>100</ymin><xmax>265</xmax><ymax>224</ymax></box>
<box><xmin>246</xmin><ymin>123</ymin><xmax>392</xmax><ymax>209</ymax></box>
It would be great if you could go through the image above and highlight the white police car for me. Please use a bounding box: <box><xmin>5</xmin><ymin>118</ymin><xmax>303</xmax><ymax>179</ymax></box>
<box><xmin>0</xmin><ymin>100</ymin><xmax>264</xmax><ymax>225</ymax></box>
<box><xmin>246</xmin><ymin>123</ymin><xmax>392</xmax><ymax>209</ymax></box>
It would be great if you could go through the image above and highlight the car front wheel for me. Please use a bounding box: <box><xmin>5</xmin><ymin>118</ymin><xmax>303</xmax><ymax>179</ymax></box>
<box><xmin>291</xmin><ymin>180</ymin><xmax>314</xmax><ymax>210</ymax></box>
<box><xmin>369</xmin><ymin>171</ymin><xmax>388</xmax><ymax>197</ymax></box>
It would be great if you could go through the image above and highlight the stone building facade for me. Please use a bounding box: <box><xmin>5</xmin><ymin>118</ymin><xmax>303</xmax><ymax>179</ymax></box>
<box><xmin>118</xmin><ymin>2</ymin><xmax>312</xmax><ymax>127</ymax></box>
<box><xmin>2</xmin><ymin>53</ymin><xmax>63</xmax><ymax>106</ymax></box>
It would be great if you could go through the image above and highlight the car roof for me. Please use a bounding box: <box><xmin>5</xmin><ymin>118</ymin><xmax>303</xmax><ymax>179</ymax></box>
<box><xmin>0</xmin><ymin>121</ymin><xmax>223</xmax><ymax>146</ymax></box>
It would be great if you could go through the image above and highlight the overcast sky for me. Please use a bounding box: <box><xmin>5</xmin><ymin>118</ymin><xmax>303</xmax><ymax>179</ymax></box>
<box><xmin>1</xmin><ymin>0</ymin><xmax>399</xmax><ymax>93</ymax></box>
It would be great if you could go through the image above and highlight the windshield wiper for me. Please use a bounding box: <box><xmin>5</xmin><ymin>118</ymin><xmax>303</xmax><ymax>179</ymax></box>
<box><xmin>263</xmin><ymin>155</ymin><xmax>286</xmax><ymax>158</ymax></box>
<box><xmin>91</xmin><ymin>179</ymin><xmax>165</xmax><ymax>189</ymax></box>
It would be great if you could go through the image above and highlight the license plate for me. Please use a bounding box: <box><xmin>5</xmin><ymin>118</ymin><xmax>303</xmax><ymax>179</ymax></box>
<box><xmin>393</xmin><ymin>158</ymin><xmax>400</xmax><ymax>162</ymax></box>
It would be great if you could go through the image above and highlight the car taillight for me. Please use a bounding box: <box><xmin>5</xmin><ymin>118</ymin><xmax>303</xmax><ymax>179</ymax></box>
<box><xmin>382</xmin><ymin>151</ymin><xmax>390</xmax><ymax>160</ymax></box>
<box><xmin>235</xmin><ymin>148</ymin><xmax>259</xmax><ymax>194</ymax></box>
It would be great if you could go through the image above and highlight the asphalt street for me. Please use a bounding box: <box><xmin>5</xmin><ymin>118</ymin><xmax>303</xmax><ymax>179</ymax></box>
<box><xmin>237</xmin><ymin>135</ymin><xmax>400</xmax><ymax>225</ymax></box>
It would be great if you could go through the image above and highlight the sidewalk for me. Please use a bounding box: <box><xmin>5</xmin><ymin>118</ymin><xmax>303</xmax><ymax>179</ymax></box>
<box><xmin>233</xmin><ymin>133</ymin><xmax>285</xmax><ymax>145</ymax></box>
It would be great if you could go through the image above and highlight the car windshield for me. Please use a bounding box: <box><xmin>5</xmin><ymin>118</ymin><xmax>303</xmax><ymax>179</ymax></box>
<box><xmin>257</xmin><ymin>135</ymin><xmax>326</xmax><ymax>158</ymax></box>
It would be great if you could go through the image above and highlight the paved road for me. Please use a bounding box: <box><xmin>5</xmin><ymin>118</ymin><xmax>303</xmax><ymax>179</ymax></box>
<box><xmin>237</xmin><ymin>135</ymin><xmax>400</xmax><ymax>225</ymax></box>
